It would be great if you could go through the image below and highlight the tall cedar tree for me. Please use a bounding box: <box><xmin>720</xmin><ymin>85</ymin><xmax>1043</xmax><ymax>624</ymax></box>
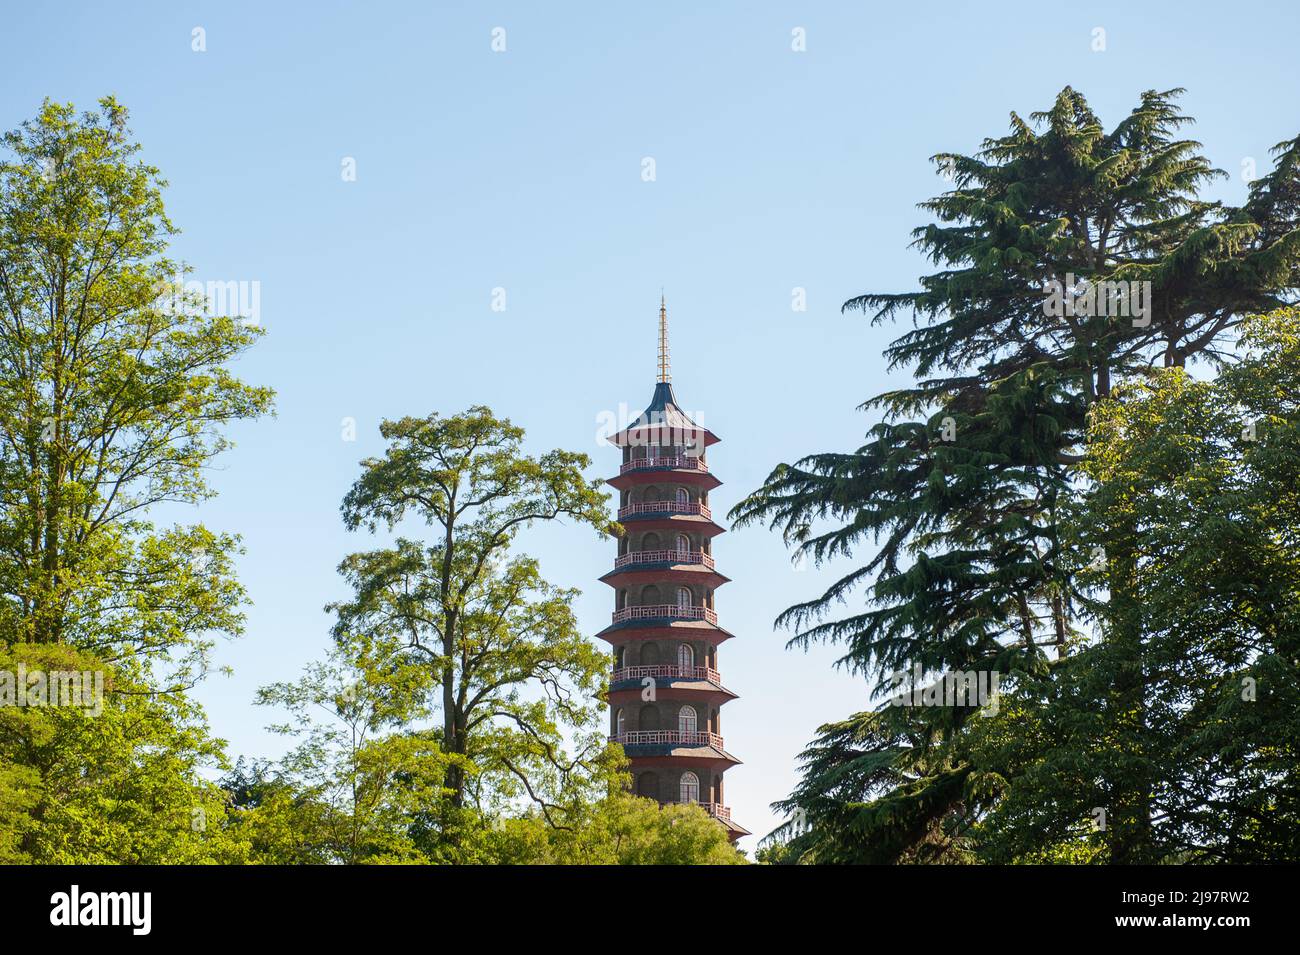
<box><xmin>732</xmin><ymin>88</ymin><xmax>1300</xmax><ymax>863</ymax></box>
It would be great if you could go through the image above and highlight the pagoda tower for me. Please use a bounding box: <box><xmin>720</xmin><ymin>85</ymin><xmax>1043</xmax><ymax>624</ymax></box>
<box><xmin>597</xmin><ymin>298</ymin><xmax>748</xmax><ymax>841</ymax></box>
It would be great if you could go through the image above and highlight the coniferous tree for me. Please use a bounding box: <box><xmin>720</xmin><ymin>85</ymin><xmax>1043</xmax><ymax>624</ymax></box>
<box><xmin>734</xmin><ymin>88</ymin><xmax>1300</xmax><ymax>863</ymax></box>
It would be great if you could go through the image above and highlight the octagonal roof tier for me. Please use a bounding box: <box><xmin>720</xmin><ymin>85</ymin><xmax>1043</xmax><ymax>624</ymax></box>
<box><xmin>608</xmin><ymin>381</ymin><xmax>721</xmax><ymax>449</ymax></box>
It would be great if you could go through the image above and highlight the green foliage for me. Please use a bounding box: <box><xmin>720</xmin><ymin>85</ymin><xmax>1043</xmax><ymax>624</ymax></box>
<box><xmin>753</xmin><ymin>841</ymin><xmax>796</xmax><ymax>865</ymax></box>
<box><xmin>252</xmin><ymin>408</ymin><xmax>635</xmax><ymax>862</ymax></box>
<box><xmin>219</xmin><ymin>759</ymin><xmax>334</xmax><ymax>865</ymax></box>
<box><xmin>488</xmin><ymin>793</ymin><xmax>746</xmax><ymax>865</ymax></box>
<box><xmin>973</xmin><ymin>309</ymin><xmax>1300</xmax><ymax>863</ymax></box>
<box><xmin>336</xmin><ymin>408</ymin><xmax>618</xmax><ymax>822</ymax></box>
<box><xmin>0</xmin><ymin>98</ymin><xmax>272</xmax><ymax>660</ymax></box>
<box><xmin>253</xmin><ymin>650</ymin><xmax>458</xmax><ymax>864</ymax></box>
<box><xmin>0</xmin><ymin>643</ymin><xmax>249</xmax><ymax>863</ymax></box>
<box><xmin>736</xmin><ymin>87</ymin><xmax>1300</xmax><ymax>863</ymax></box>
<box><xmin>0</xmin><ymin>98</ymin><xmax>272</xmax><ymax>862</ymax></box>
<box><xmin>852</xmin><ymin>86</ymin><xmax>1299</xmax><ymax>385</ymax></box>
<box><xmin>774</xmin><ymin>705</ymin><xmax>981</xmax><ymax>864</ymax></box>
<box><xmin>247</xmin><ymin>637</ymin><xmax>742</xmax><ymax>864</ymax></box>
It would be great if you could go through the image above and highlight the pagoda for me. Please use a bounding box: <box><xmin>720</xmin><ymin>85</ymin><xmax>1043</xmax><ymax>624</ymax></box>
<box><xmin>597</xmin><ymin>298</ymin><xmax>748</xmax><ymax>841</ymax></box>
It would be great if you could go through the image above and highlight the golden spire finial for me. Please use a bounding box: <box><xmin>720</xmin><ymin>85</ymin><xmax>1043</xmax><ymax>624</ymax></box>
<box><xmin>657</xmin><ymin>294</ymin><xmax>670</xmax><ymax>383</ymax></box>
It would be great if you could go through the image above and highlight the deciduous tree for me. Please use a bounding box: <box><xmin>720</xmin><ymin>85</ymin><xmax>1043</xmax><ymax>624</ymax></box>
<box><xmin>328</xmin><ymin>408</ymin><xmax>621</xmax><ymax>852</ymax></box>
<box><xmin>0</xmin><ymin>98</ymin><xmax>272</xmax><ymax>862</ymax></box>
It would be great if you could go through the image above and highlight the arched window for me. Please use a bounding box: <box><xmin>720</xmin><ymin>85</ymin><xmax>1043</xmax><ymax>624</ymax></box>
<box><xmin>675</xmin><ymin>487</ymin><xmax>689</xmax><ymax>505</ymax></box>
<box><xmin>677</xmin><ymin>586</ymin><xmax>691</xmax><ymax>609</ymax></box>
<box><xmin>678</xmin><ymin>705</ymin><xmax>697</xmax><ymax>735</ymax></box>
<box><xmin>615</xmin><ymin>708</ymin><xmax>625</xmax><ymax>736</ymax></box>
<box><xmin>678</xmin><ymin>643</ymin><xmax>694</xmax><ymax>671</ymax></box>
<box><xmin>638</xmin><ymin>772</ymin><xmax>658</xmax><ymax>798</ymax></box>
<box><xmin>639</xmin><ymin>703</ymin><xmax>660</xmax><ymax>731</ymax></box>
<box><xmin>675</xmin><ymin>533</ymin><xmax>690</xmax><ymax>556</ymax></box>
<box><xmin>679</xmin><ymin>771</ymin><xmax>700</xmax><ymax>804</ymax></box>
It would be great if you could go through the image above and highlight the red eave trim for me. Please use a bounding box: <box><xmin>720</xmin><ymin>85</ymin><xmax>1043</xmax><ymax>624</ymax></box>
<box><xmin>609</xmin><ymin>427</ymin><xmax>721</xmax><ymax>448</ymax></box>
<box><xmin>624</xmin><ymin>752</ymin><xmax>742</xmax><ymax>769</ymax></box>
<box><xmin>595</xmin><ymin>621</ymin><xmax>735</xmax><ymax>644</ymax></box>
<box><xmin>599</xmin><ymin>565</ymin><xmax>731</xmax><ymax>589</ymax></box>
<box><xmin>606</xmin><ymin>470</ymin><xmax>722</xmax><ymax>493</ymax></box>
<box><xmin>615</xmin><ymin>515</ymin><xmax>726</xmax><ymax>538</ymax></box>
<box><xmin>608</xmin><ymin>686</ymin><xmax>738</xmax><ymax>706</ymax></box>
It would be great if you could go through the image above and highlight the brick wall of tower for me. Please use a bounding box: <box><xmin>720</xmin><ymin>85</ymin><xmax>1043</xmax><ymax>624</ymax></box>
<box><xmin>610</xmin><ymin>700</ymin><xmax>723</xmax><ymax>735</ymax></box>
<box><xmin>628</xmin><ymin>769</ymin><xmax>727</xmax><ymax>805</ymax></box>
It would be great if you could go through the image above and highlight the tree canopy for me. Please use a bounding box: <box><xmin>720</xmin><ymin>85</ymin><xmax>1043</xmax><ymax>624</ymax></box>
<box><xmin>0</xmin><ymin>98</ymin><xmax>273</xmax><ymax>863</ymax></box>
<box><xmin>735</xmin><ymin>87</ymin><xmax>1300</xmax><ymax>863</ymax></box>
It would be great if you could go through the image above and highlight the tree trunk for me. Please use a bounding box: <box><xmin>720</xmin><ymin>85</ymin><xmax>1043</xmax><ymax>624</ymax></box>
<box><xmin>1106</xmin><ymin>528</ymin><xmax>1152</xmax><ymax>863</ymax></box>
<box><xmin>442</xmin><ymin>607</ymin><xmax>463</xmax><ymax>806</ymax></box>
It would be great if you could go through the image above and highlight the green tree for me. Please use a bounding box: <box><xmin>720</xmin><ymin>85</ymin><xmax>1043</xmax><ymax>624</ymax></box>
<box><xmin>0</xmin><ymin>643</ymin><xmax>250</xmax><ymax>863</ymax></box>
<box><xmin>971</xmin><ymin>309</ymin><xmax>1300</xmax><ymax>863</ymax></box>
<box><xmin>320</xmin><ymin>408</ymin><xmax>620</xmax><ymax>853</ymax></box>
<box><xmin>219</xmin><ymin>759</ymin><xmax>336</xmax><ymax>865</ymax></box>
<box><xmin>0</xmin><ymin>98</ymin><xmax>272</xmax><ymax>861</ymax></box>
<box><xmin>491</xmin><ymin>792</ymin><xmax>746</xmax><ymax>865</ymax></box>
<box><xmin>254</xmin><ymin>648</ymin><xmax>457</xmax><ymax>864</ymax></box>
<box><xmin>0</xmin><ymin>98</ymin><xmax>272</xmax><ymax>657</ymax></box>
<box><xmin>734</xmin><ymin>88</ymin><xmax>1300</xmax><ymax>863</ymax></box>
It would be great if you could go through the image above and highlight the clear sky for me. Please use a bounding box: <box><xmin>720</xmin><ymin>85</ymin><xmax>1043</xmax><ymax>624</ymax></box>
<box><xmin>4</xmin><ymin>0</ymin><xmax>1298</xmax><ymax>848</ymax></box>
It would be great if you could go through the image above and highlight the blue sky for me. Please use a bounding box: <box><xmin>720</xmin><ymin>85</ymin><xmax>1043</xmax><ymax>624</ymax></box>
<box><xmin>4</xmin><ymin>0</ymin><xmax>1298</xmax><ymax>847</ymax></box>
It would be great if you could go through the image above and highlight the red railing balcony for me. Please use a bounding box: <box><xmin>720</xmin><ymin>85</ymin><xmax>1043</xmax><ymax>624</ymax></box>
<box><xmin>612</xmin><ymin>604</ymin><xmax>718</xmax><ymax>625</ymax></box>
<box><xmin>620</xmin><ymin>455</ymin><xmax>709</xmax><ymax>475</ymax></box>
<box><xmin>613</xmin><ymin>549</ymin><xmax>715</xmax><ymax>570</ymax></box>
<box><xmin>611</xmin><ymin>730</ymin><xmax>725</xmax><ymax>749</ymax></box>
<box><xmin>669</xmin><ymin>801</ymin><xmax>732</xmax><ymax>823</ymax></box>
<box><xmin>611</xmin><ymin>664</ymin><xmax>722</xmax><ymax>685</ymax></box>
<box><xmin>617</xmin><ymin>500</ymin><xmax>711</xmax><ymax>521</ymax></box>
